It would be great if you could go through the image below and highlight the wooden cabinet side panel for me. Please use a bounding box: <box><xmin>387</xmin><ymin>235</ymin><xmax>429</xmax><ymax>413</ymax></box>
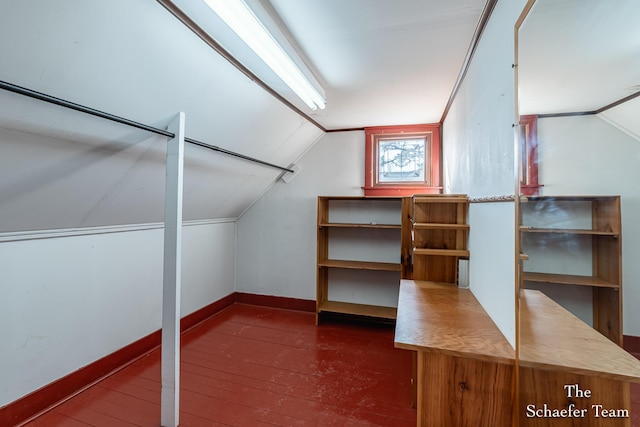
<box><xmin>401</xmin><ymin>197</ymin><xmax>413</xmax><ymax>279</ymax></box>
<box><xmin>316</xmin><ymin>198</ymin><xmax>329</xmax><ymax>323</ymax></box>
<box><xmin>593</xmin><ymin>235</ymin><xmax>621</xmax><ymax>286</ymax></box>
<box><xmin>593</xmin><ymin>198</ymin><xmax>621</xmax><ymax>234</ymax></box>
<box><xmin>593</xmin><ymin>287</ymin><xmax>623</xmax><ymax>345</ymax></box>
<box><xmin>456</xmin><ymin>201</ymin><xmax>469</xmax><ymax>250</ymax></box>
<box><xmin>417</xmin><ymin>352</ymin><xmax>513</xmax><ymax>427</ymax></box>
<box><xmin>519</xmin><ymin>367</ymin><xmax>630</xmax><ymax>427</ymax></box>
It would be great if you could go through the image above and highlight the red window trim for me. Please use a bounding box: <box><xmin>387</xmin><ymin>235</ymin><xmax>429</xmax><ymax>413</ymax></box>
<box><xmin>363</xmin><ymin>124</ymin><xmax>442</xmax><ymax>197</ymax></box>
<box><xmin>520</xmin><ymin>115</ymin><xmax>542</xmax><ymax>196</ymax></box>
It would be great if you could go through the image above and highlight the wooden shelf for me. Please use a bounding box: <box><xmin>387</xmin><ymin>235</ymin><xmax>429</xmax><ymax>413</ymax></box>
<box><xmin>319</xmin><ymin>222</ymin><xmax>401</xmax><ymax>229</ymax></box>
<box><xmin>411</xmin><ymin>195</ymin><xmax>469</xmax><ymax>284</ymax></box>
<box><xmin>413</xmin><ymin>223</ymin><xmax>470</xmax><ymax>230</ymax></box>
<box><xmin>318</xmin><ymin>259</ymin><xmax>401</xmax><ymax>272</ymax></box>
<box><xmin>414</xmin><ymin>195</ymin><xmax>469</xmax><ymax>203</ymax></box>
<box><xmin>413</xmin><ymin>248</ymin><xmax>470</xmax><ymax>257</ymax></box>
<box><xmin>522</xmin><ymin>271</ymin><xmax>619</xmax><ymax>288</ymax></box>
<box><xmin>520</xmin><ymin>226</ymin><xmax>618</xmax><ymax>237</ymax></box>
<box><xmin>521</xmin><ymin>195</ymin><xmax>620</xmax><ymax>203</ymax></box>
<box><xmin>316</xmin><ymin>196</ymin><xmax>411</xmax><ymax>324</ymax></box>
<box><xmin>318</xmin><ymin>300</ymin><xmax>397</xmax><ymax>319</ymax></box>
<box><xmin>519</xmin><ymin>195</ymin><xmax>622</xmax><ymax>345</ymax></box>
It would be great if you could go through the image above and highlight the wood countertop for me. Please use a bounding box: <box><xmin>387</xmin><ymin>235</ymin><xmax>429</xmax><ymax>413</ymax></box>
<box><xmin>519</xmin><ymin>289</ymin><xmax>640</xmax><ymax>383</ymax></box>
<box><xmin>394</xmin><ymin>279</ymin><xmax>514</xmax><ymax>365</ymax></box>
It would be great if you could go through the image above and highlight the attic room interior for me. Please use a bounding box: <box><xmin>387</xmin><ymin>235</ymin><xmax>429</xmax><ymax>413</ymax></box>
<box><xmin>1</xmin><ymin>0</ymin><xmax>640</xmax><ymax>426</ymax></box>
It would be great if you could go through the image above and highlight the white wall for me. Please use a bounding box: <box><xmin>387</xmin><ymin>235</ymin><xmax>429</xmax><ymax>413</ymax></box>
<box><xmin>441</xmin><ymin>0</ymin><xmax>527</xmax><ymax>348</ymax></box>
<box><xmin>536</xmin><ymin>114</ymin><xmax>640</xmax><ymax>336</ymax></box>
<box><xmin>236</xmin><ymin>131</ymin><xmax>364</xmax><ymax>300</ymax></box>
<box><xmin>0</xmin><ymin>221</ymin><xmax>235</xmax><ymax>407</ymax></box>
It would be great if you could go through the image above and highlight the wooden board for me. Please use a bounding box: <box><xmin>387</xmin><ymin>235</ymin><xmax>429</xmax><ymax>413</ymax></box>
<box><xmin>318</xmin><ymin>259</ymin><xmax>401</xmax><ymax>271</ymax></box>
<box><xmin>519</xmin><ymin>290</ymin><xmax>640</xmax><ymax>383</ymax></box>
<box><xmin>522</xmin><ymin>272</ymin><xmax>619</xmax><ymax>288</ymax></box>
<box><xmin>318</xmin><ymin>300</ymin><xmax>397</xmax><ymax>319</ymax></box>
<box><xmin>394</xmin><ymin>280</ymin><xmax>514</xmax><ymax>364</ymax></box>
<box><xmin>419</xmin><ymin>352</ymin><xmax>514</xmax><ymax>427</ymax></box>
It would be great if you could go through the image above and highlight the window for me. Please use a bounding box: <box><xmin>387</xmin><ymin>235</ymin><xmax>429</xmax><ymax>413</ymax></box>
<box><xmin>364</xmin><ymin>124</ymin><xmax>441</xmax><ymax>196</ymax></box>
<box><xmin>519</xmin><ymin>115</ymin><xmax>541</xmax><ymax>196</ymax></box>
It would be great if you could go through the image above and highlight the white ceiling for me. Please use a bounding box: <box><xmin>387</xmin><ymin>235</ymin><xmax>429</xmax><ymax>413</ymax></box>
<box><xmin>172</xmin><ymin>0</ymin><xmax>488</xmax><ymax>130</ymax></box>
<box><xmin>267</xmin><ymin>0</ymin><xmax>486</xmax><ymax>129</ymax></box>
<box><xmin>518</xmin><ymin>0</ymin><xmax>640</xmax><ymax>117</ymax></box>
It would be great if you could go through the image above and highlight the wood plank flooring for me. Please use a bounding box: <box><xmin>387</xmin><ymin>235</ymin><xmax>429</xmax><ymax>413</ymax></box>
<box><xmin>18</xmin><ymin>305</ymin><xmax>640</xmax><ymax>426</ymax></box>
<box><xmin>22</xmin><ymin>304</ymin><xmax>415</xmax><ymax>426</ymax></box>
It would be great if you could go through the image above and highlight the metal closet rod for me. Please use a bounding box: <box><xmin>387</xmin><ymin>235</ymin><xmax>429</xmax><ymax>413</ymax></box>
<box><xmin>0</xmin><ymin>79</ymin><xmax>294</xmax><ymax>173</ymax></box>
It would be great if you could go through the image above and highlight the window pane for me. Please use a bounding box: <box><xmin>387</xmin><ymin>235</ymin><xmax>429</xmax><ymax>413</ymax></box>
<box><xmin>378</xmin><ymin>138</ymin><xmax>426</xmax><ymax>183</ymax></box>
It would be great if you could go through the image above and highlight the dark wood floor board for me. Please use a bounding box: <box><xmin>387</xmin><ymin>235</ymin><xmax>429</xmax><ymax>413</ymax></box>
<box><xmin>180</xmin><ymin>322</ymin><xmax>413</xmax><ymax>413</ymax></box>
<box><xmin>192</xmin><ymin>319</ymin><xmax>315</xmax><ymax>350</ymax></box>
<box><xmin>98</xmin><ymin>375</ymin><xmax>160</xmax><ymax>404</ymax></box>
<box><xmin>24</xmin><ymin>304</ymin><xmax>415</xmax><ymax>426</ymax></box>
<box><xmin>21</xmin><ymin>304</ymin><xmax>639</xmax><ymax>426</ymax></box>
<box><xmin>180</xmin><ymin>351</ymin><xmax>412</xmax><ymax>421</ymax></box>
<box><xmin>180</xmin><ymin>359</ymin><xmax>308</xmax><ymax>402</ymax></box>
<box><xmin>179</xmin><ymin>364</ymin><xmax>410</xmax><ymax>424</ymax></box>
<box><xmin>21</xmin><ymin>412</ymin><xmax>91</xmax><ymax>427</ymax></box>
<box><xmin>54</xmin><ymin>404</ymin><xmax>139</xmax><ymax>427</ymax></box>
<box><xmin>179</xmin><ymin>388</ymin><xmax>316</xmax><ymax>426</ymax></box>
<box><xmin>205</xmin><ymin>305</ymin><xmax>316</xmax><ymax>333</ymax></box>
<box><xmin>184</xmin><ymin>323</ymin><xmax>407</xmax><ymax>381</ymax></box>
<box><xmin>186</xmin><ymin>333</ymin><xmax>317</xmax><ymax>372</ymax></box>
<box><xmin>92</xmin><ymin>386</ymin><xmax>160</xmax><ymax>421</ymax></box>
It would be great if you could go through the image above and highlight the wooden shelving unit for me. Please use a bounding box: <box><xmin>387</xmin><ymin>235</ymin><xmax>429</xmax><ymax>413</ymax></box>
<box><xmin>519</xmin><ymin>195</ymin><xmax>622</xmax><ymax>345</ymax></box>
<box><xmin>411</xmin><ymin>194</ymin><xmax>469</xmax><ymax>284</ymax></box>
<box><xmin>315</xmin><ymin>196</ymin><xmax>412</xmax><ymax>323</ymax></box>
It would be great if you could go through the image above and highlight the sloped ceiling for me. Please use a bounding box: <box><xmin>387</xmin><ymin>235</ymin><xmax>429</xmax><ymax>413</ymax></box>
<box><xmin>0</xmin><ymin>0</ymin><xmax>322</xmax><ymax>232</ymax></box>
<box><xmin>0</xmin><ymin>0</ymin><xmax>487</xmax><ymax>232</ymax></box>
<box><xmin>266</xmin><ymin>0</ymin><xmax>486</xmax><ymax>128</ymax></box>
<box><xmin>518</xmin><ymin>0</ymin><xmax>640</xmax><ymax>119</ymax></box>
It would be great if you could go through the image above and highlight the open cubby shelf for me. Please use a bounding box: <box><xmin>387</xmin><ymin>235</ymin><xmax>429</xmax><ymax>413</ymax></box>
<box><xmin>519</xmin><ymin>195</ymin><xmax>622</xmax><ymax>345</ymax></box>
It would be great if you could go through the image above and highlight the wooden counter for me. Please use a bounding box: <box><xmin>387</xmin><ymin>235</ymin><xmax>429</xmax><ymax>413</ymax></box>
<box><xmin>519</xmin><ymin>290</ymin><xmax>640</xmax><ymax>426</ymax></box>
<box><xmin>520</xmin><ymin>289</ymin><xmax>640</xmax><ymax>381</ymax></box>
<box><xmin>394</xmin><ymin>280</ymin><xmax>515</xmax><ymax>426</ymax></box>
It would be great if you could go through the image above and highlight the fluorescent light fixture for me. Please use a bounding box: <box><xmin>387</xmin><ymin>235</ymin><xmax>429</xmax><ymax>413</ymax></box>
<box><xmin>204</xmin><ymin>0</ymin><xmax>326</xmax><ymax>110</ymax></box>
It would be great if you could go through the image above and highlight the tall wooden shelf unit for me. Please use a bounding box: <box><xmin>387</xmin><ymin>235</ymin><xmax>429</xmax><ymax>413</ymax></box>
<box><xmin>411</xmin><ymin>194</ymin><xmax>470</xmax><ymax>284</ymax></box>
<box><xmin>315</xmin><ymin>196</ymin><xmax>412</xmax><ymax>323</ymax></box>
<box><xmin>519</xmin><ymin>195</ymin><xmax>622</xmax><ymax>345</ymax></box>
<box><xmin>316</xmin><ymin>195</ymin><xmax>471</xmax><ymax>324</ymax></box>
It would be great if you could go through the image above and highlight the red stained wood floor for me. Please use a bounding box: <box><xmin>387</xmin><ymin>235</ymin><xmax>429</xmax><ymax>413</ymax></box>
<box><xmin>21</xmin><ymin>305</ymin><xmax>416</xmax><ymax>426</ymax></box>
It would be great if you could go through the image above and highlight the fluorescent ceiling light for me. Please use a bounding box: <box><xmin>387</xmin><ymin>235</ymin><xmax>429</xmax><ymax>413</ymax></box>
<box><xmin>204</xmin><ymin>0</ymin><xmax>326</xmax><ymax>110</ymax></box>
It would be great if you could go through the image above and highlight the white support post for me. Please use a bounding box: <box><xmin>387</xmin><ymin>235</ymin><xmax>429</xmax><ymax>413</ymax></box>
<box><xmin>161</xmin><ymin>112</ymin><xmax>185</xmax><ymax>427</ymax></box>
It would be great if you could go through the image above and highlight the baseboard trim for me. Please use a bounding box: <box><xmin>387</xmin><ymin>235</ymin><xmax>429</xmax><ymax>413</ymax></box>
<box><xmin>0</xmin><ymin>292</ymin><xmax>236</xmax><ymax>427</ymax></box>
<box><xmin>181</xmin><ymin>293</ymin><xmax>236</xmax><ymax>332</ymax></box>
<box><xmin>236</xmin><ymin>292</ymin><xmax>315</xmax><ymax>312</ymax></box>
<box><xmin>624</xmin><ymin>334</ymin><xmax>640</xmax><ymax>354</ymax></box>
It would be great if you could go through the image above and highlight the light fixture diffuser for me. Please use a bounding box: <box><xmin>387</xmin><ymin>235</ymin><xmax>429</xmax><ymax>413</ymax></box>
<box><xmin>204</xmin><ymin>0</ymin><xmax>326</xmax><ymax>110</ymax></box>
